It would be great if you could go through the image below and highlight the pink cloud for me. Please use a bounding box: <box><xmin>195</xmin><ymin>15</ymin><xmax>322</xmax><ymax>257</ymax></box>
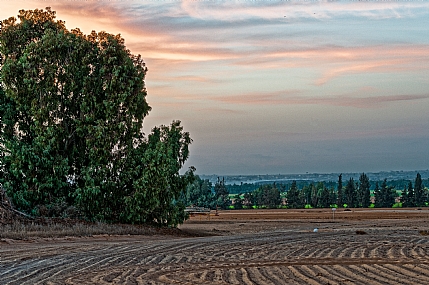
<box><xmin>212</xmin><ymin>91</ymin><xmax>429</xmax><ymax>109</ymax></box>
<box><xmin>263</xmin><ymin>45</ymin><xmax>429</xmax><ymax>85</ymax></box>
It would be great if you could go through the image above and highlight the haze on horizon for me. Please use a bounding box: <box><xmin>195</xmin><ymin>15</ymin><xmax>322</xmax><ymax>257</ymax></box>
<box><xmin>2</xmin><ymin>1</ymin><xmax>429</xmax><ymax>176</ymax></box>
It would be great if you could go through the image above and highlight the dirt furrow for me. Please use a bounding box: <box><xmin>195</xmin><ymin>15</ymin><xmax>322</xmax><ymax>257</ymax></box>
<box><xmin>330</xmin><ymin>264</ymin><xmax>379</xmax><ymax>285</ymax></box>
<box><xmin>382</xmin><ymin>263</ymin><xmax>429</xmax><ymax>284</ymax></box>
<box><xmin>350</xmin><ymin>264</ymin><xmax>402</xmax><ymax>285</ymax></box>
<box><xmin>287</xmin><ymin>266</ymin><xmax>322</xmax><ymax>285</ymax></box>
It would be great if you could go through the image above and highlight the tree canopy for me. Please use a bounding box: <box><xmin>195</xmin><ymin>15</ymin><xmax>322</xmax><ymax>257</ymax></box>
<box><xmin>0</xmin><ymin>8</ymin><xmax>194</xmax><ymax>226</ymax></box>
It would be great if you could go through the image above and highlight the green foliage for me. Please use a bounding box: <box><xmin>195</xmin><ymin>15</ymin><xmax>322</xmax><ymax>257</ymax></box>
<box><xmin>415</xmin><ymin>173</ymin><xmax>424</xmax><ymax>207</ymax></box>
<box><xmin>392</xmin><ymin>202</ymin><xmax>402</xmax><ymax>208</ymax></box>
<box><xmin>357</xmin><ymin>173</ymin><xmax>371</xmax><ymax>208</ymax></box>
<box><xmin>232</xmin><ymin>194</ymin><xmax>243</xmax><ymax>209</ymax></box>
<box><xmin>242</xmin><ymin>192</ymin><xmax>253</xmax><ymax>208</ymax></box>
<box><xmin>374</xmin><ymin>179</ymin><xmax>397</xmax><ymax>208</ymax></box>
<box><xmin>337</xmin><ymin>174</ymin><xmax>344</xmax><ymax>207</ymax></box>
<box><xmin>318</xmin><ymin>184</ymin><xmax>331</xmax><ymax>208</ymax></box>
<box><xmin>214</xmin><ymin>177</ymin><xmax>229</xmax><ymax>210</ymax></box>
<box><xmin>344</xmin><ymin>178</ymin><xmax>356</xmax><ymax>208</ymax></box>
<box><xmin>252</xmin><ymin>183</ymin><xmax>281</xmax><ymax>208</ymax></box>
<box><xmin>286</xmin><ymin>180</ymin><xmax>303</xmax><ymax>208</ymax></box>
<box><xmin>183</xmin><ymin>175</ymin><xmax>214</xmax><ymax>209</ymax></box>
<box><xmin>401</xmin><ymin>175</ymin><xmax>427</xmax><ymax>207</ymax></box>
<box><xmin>0</xmin><ymin>8</ymin><xmax>193</xmax><ymax>226</ymax></box>
<box><xmin>401</xmin><ymin>181</ymin><xmax>415</xmax><ymax>207</ymax></box>
<box><xmin>304</xmin><ymin>204</ymin><xmax>313</xmax><ymax>209</ymax></box>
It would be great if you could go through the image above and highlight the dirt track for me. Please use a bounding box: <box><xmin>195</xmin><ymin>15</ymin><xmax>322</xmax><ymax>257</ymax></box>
<box><xmin>2</xmin><ymin>208</ymin><xmax>429</xmax><ymax>284</ymax></box>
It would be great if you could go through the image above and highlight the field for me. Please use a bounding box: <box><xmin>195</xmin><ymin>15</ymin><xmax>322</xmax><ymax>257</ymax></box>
<box><xmin>2</xmin><ymin>208</ymin><xmax>429</xmax><ymax>284</ymax></box>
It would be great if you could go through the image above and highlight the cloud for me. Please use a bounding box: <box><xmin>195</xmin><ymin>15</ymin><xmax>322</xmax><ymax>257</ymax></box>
<box><xmin>263</xmin><ymin>45</ymin><xmax>429</xmax><ymax>84</ymax></box>
<box><xmin>214</xmin><ymin>90</ymin><xmax>301</xmax><ymax>105</ymax></box>
<box><xmin>168</xmin><ymin>75</ymin><xmax>225</xmax><ymax>83</ymax></box>
<box><xmin>180</xmin><ymin>0</ymin><xmax>429</xmax><ymax>21</ymax></box>
<box><xmin>324</xmin><ymin>94</ymin><xmax>429</xmax><ymax>108</ymax></box>
<box><xmin>212</xmin><ymin>91</ymin><xmax>429</xmax><ymax>109</ymax></box>
<box><xmin>315</xmin><ymin>60</ymin><xmax>402</xmax><ymax>85</ymax></box>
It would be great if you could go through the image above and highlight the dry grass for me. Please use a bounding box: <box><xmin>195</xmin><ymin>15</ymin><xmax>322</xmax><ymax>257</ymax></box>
<box><xmin>0</xmin><ymin>220</ymin><xmax>183</xmax><ymax>240</ymax></box>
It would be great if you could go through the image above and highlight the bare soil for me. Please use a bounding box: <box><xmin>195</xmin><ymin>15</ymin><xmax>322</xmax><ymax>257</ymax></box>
<box><xmin>2</xmin><ymin>208</ymin><xmax>429</xmax><ymax>284</ymax></box>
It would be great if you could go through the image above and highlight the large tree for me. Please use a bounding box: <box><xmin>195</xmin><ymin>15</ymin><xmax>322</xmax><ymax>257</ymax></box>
<box><xmin>318</xmin><ymin>185</ymin><xmax>331</xmax><ymax>208</ymax></box>
<box><xmin>214</xmin><ymin>177</ymin><xmax>230</xmax><ymax>210</ymax></box>
<box><xmin>337</xmin><ymin>174</ymin><xmax>344</xmax><ymax>207</ymax></box>
<box><xmin>344</xmin><ymin>178</ymin><xmax>356</xmax><ymax>208</ymax></box>
<box><xmin>375</xmin><ymin>179</ymin><xmax>396</xmax><ymax>208</ymax></box>
<box><xmin>401</xmin><ymin>181</ymin><xmax>415</xmax><ymax>207</ymax></box>
<box><xmin>286</xmin><ymin>180</ymin><xmax>302</xmax><ymax>208</ymax></box>
<box><xmin>0</xmin><ymin>8</ymin><xmax>193</xmax><ymax>226</ymax></box>
<box><xmin>415</xmin><ymin>173</ymin><xmax>424</xmax><ymax>206</ymax></box>
<box><xmin>357</xmin><ymin>173</ymin><xmax>371</xmax><ymax>208</ymax></box>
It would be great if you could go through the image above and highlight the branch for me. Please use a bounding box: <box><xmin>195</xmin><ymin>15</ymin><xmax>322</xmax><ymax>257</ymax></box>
<box><xmin>1</xmin><ymin>187</ymin><xmax>35</xmax><ymax>220</ymax></box>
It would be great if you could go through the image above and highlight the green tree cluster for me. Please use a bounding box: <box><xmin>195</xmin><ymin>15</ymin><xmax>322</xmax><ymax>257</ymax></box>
<box><xmin>249</xmin><ymin>183</ymin><xmax>282</xmax><ymax>208</ymax></box>
<box><xmin>295</xmin><ymin>182</ymin><xmax>335</xmax><ymax>208</ymax></box>
<box><xmin>226</xmin><ymin>182</ymin><xmax>258</xmax><ymax>194</ymax></box>
<box><xmin>374</xmin><ymin>179</ymin><xmax>397</xmax><ymax>208</ymax></box>
<box><xmin>182</xmin><ymin>176</ymin><xmax>215</xmax><ymax>209</ymax></box>
<box><xmin>0</xmin><ymin>8</ymin><xmax>194</xmax><ymax>226</ymax></box>
<box><xmin>285</xmin><ymin>181</ymin><xmax>302</xmax><ymax>208</ymax></box>
<box><xmin>184</xmin><ymin>173</ymin><xmax>427</xmax><ymax>211</ymax></box>
<box><xmin>285</xmin><ymin>173</ymin><xmax>373</xmax><ymax>209</ymax></box>
<box><xmin>214</xmin><ymin>177</ymin><xmax>230</xmax><ymax>210</ymax></box>
<box><xmin>401</xmin><ymin>173</ymin><xmax>426</xmax><ymax>207</ymax></box>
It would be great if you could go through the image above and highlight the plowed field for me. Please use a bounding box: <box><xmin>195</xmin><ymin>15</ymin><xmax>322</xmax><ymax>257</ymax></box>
<box><xmin>2</xmin><ymin>208</ymin><xmax>429</xmax><ymax>284</ymax></box>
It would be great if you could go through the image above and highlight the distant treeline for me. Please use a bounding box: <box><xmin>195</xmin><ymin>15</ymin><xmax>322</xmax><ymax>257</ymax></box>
<box><xmin>183</xmin><ymin>173</ymin><xmax>428</xmax><ymax>209</ymax></box>
<box><xmin>227</xmin><ymin>178</ymin><xmax>429</xmax><ymax>195</ymax></box>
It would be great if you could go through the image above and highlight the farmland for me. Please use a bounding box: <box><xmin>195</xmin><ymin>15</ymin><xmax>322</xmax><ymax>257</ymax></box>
<box><xmin>2</xmin><ymin>208</ymin><xmax>429</xmax><ymax>284</ymax></box>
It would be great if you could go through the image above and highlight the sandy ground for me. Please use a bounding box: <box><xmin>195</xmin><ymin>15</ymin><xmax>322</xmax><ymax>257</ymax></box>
<box><xmin>2</xmin><ymin>208</ymin><xmax>429</xmax><ymax>284</ymax></box>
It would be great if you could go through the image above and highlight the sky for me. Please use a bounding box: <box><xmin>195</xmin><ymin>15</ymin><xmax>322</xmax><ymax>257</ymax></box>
<box><xmin>2</xmin><ymin>0</ymin><xmax>429</xmax><ymax>175</ymax></box>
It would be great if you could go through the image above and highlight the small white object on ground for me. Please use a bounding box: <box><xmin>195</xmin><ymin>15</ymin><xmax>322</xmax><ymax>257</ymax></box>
<box><xmin>313</xmin><ymin>228</ymin><xmax>318</xmax><ymax>233</ymax></box>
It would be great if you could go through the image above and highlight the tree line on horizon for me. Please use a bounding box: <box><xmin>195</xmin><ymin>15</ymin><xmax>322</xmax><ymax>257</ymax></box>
<box><xmin>183</xmin><ymin>173</ymin><xmax>427</xmax><ymax>209</ymax></box>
